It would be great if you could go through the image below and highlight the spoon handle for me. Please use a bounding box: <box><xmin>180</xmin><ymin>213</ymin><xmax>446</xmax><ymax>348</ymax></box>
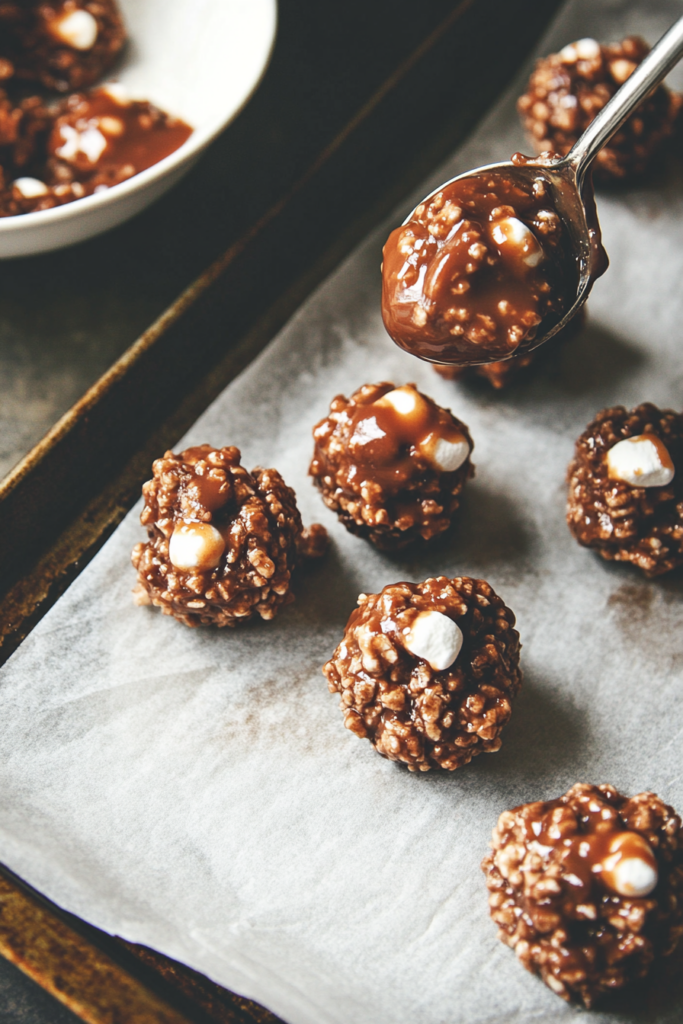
<box><xmin>565</xmin><ymin>15</ymin><xmax>683</xmax><ymax>185</ymax></box>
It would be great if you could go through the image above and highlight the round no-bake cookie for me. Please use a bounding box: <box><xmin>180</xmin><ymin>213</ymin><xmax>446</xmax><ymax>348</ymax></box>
<box><xmin>132</xmin><ymin>444</ymin><xmax>327</xmax><ymax>627</ymax></box>
<box><xmin>310</xmin><ymin>382</ymin><xmax>474</xmax><ymax>550</ymax></box>
<box><xmin>482</xmin><ymin>783</ymin><xmax>683</xmax><ymax>1006</ymax></box>
<box><xmin>0</xmin><ymin>0</ymin><xmax>126</xmax><ymax>93</ymax></box>
<box><xmin>517</xmin><ymin>36</ymin><xmax>682</xmax><ymax>183</ymax></box>
<box><xmin>323</xmin><ymin>576</ymin><xmax>521</xmax><ymax>771</ymax></box>
<box><xmin>567</xmin><ymin>403</ymin><xmax>683</xmax><ymax>575</ymax></box>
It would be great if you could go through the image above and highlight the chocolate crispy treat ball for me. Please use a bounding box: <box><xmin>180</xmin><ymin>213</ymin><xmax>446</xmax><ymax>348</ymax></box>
<box><xmin>132</xmin><ymin>444</ymin><xmax>327</xmax><ymax>627</ymax></box>
<box><xmin>0</xmin><ymin>0</ymin><xmax>126</xmax><ymax>92</ymax></box>
<box><xmin>518</xmin><ymin>37</ymin><xmax>682</xmax><ymax>183</ymax></box>
<box><xmin>310</xmin><ymin>383</ymin><xmax>474</xmax><ymax>550</ymax></box>
<box><xmin>482</xmin><ymin>784</ymin><xmax>683</xmax><ymax>1006</ymax></box>
<box><xmin>323</xmin><ymin>576</ymin><xmax>521</xmax><ymax>772</ymax></box>
<box><xmin>567</xmin><ymin>403</ymin><xmax>683</xmax><ymax>575</ymax></box>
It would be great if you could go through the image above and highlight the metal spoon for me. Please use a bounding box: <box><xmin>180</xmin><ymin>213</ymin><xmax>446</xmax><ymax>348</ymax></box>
<box><xmin>389</xmin><ymin>15</ymin><xmax>683</xmax><ymax>366</ymax></box>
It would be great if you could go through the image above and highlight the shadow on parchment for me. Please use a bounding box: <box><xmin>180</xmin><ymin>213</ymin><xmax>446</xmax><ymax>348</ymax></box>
<box><xmin>598</xmin><ymin>553</ymin><xmax>683</xmax><ymax>605</ymax></box>
<box><xmin>290</xmin><ymin>539</ymin><xmax>361</xmax><ymax>631</ymax></box>
<box><xmin>441</xmin><ymin>319</ymin><xmax>645</xmax><ymax>406</ymax></box>
<box><xmin>597</xmin><ymin>939</ymin><xmax>683</xmax><ymax>1020</ymax></box>
<box><xmin>472</xmin><ymin>669</ymin><xmax>593</xmax><ymax>788</ymax></box>
<box><xmin>546</xmin><ymin>320</ymin><xmax>646</xmax><ymax>398</ymax></box>
<box><xmin>381</xmin><ymin>480</ymin><xmax>535</xmax><ymax>579</ymax></box>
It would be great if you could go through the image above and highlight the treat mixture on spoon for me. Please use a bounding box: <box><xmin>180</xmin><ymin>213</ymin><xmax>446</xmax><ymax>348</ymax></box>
<box><xmin>382</xmin><ymin>168</ymin><xmax>576</xmax><ymax>366</ymax></box>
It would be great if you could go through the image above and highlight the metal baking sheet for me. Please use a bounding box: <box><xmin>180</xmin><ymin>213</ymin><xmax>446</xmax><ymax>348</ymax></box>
<box><xmin>2</xmin><ymin>1</ymin><xmax>683</xmax><ymax>1022</ymax></box>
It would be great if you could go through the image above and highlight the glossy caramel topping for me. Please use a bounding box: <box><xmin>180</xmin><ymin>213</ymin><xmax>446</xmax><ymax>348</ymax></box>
<box><xmin>175</xmin><ymin>446</ymin><xmax>233</xmax><ymax>519</ymax></box>
<box><xmin>382</xmin><ymin>170</ymin><xmax>574</xmax><ymax>366</ymax></box>
<box><xmin>48</xmin><ymin>87</ymin><xmax>192</xmax><ymax>182</ymax></box>
<box><xmin>523</xmin><ymin>795</ymin><xmax>658</xmax><ymax>903</ymax></box>
<box><xmin>345</xmin><ymin>385</ymin><xmax>469</xmax><ymax>491</ymax></box>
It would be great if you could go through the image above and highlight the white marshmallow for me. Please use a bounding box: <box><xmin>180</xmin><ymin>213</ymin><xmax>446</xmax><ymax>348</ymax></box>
<box><xmin>560</xmin><ymin>37</ymin><xmax>600</xmax><ymax>63</ymax></box>
<box><xmin>594</xmin><ymin>831</ymin><xmax>658</xmax><ymax>897</ymax></box>
<box><xmin>376</xmin><ymin>385</ymin><xmax>422</xmax><ymax>416</ymax></box>
<box><xmin>99</xmin><ymin>115</ymin><xmax>124</xmax><ymax>137</ymax></box>
<box><xmin>603</xmin><ymin>855</ymin><xmax>658</xmax><ymax>898</ymax></box>
<box><xmin>12</xmin><ymin>177</ymin><xmax>48</xmax><ymax>198</ymax></box>
<box><xmin>610</xmin><ymin>58</ymin><xmax>637</xmax><ymax>84</ymax></box>
<box><xmin>574</xmin><ymin>37</ymin><xmax>601</xmax><ymax>59</ymax></box>
<box><xmin>101</xmin><ymin>82</ymin><xmax>130</xmax><ymax>106</ymax></box>
<box><xmin>168</xmin><ymin>522</ymin><xmax>225</xmax><ymax>572</ymax></box>
<box><xmin>79</xmin><ymin>125</ymin><xmax>108</xmax><ymax>164</ymax></box>
<box><xmin>55</xmin><ymin>125</ymin><xmax>80</xmax><ymax>161</ymax></box>
<box><xmin>421</xmin><ymin>433</ymin><xmax>469</xmax><ymax>473</ymax></box>
<box><xmin>404</xmin><ymin>611</ymin><xmax>463</xmax><ymax>671</ymax></box>
<box><xmin>56</xmin><ymin>123</ymin><xmax>108</xmax><ymax>164</ymax></box>
<box><xmin>52</xmin><ymin>9</ymin><xmax>98</xmax><ymax>50</ymax></box>
<box><xmin>491</xmin><ymin>217</ymin><xmax>543</xmax><ymax>267</ymax></box>
<box><xmin>606</xmin><ymin>435</ymin><xmax>674</xmax><ymax>488</ymax></box>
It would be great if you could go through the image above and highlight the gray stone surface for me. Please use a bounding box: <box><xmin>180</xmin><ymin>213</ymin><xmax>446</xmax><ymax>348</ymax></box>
<box><xmin>0</xmin><ymin>957</ymin><xmax>79</xmax><ymax>1024</ymax></box>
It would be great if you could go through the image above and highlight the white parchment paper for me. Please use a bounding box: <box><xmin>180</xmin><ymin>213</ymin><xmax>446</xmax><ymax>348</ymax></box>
<box><xmin>3</xmin><ymin>2</ymin><xmax>683</xmax><ymax>1021</ymax></box>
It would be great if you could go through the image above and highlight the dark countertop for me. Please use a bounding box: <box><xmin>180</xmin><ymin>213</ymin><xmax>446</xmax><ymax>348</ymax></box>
<box><xmin>0</xmin><ymin>0</ymin><xmax>464</xmax><ymax>481</ymax></box>
<box><xmin>1</xmin><ymin>957</ymin><xmax>79</xmax><ymax>1024</ymax></box>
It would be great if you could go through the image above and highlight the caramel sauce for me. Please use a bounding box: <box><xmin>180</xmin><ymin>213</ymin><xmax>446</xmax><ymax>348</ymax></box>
<box><xmin>522</xmin><ymin>797</ymin><xmax>657</xmax><ymax>903</ymax></box>
<box><xmin>48</xmin><ymin>88</ymin><xmax>192</xmax><ymax>182</ymax></box>
<box><xmin>177</xmin><ymin>447</ymin><xmax>232</xmax><ymax>518</ymax></box>
<box><xmin>382</xmin><ymin>170</ymin><xmax>575</xmax><ymax>366</ymax></box>
<box><xmin>346</xmin><ymin>385</ymin><xmax>468</xmax><ymax>491</ymax></box>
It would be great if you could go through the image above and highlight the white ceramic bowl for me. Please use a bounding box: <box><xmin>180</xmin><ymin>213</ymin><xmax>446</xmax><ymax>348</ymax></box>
<box><xmin>0</xmin><ymin>0</ymin><xmax>277</xmax><ymax>258</ymax></box>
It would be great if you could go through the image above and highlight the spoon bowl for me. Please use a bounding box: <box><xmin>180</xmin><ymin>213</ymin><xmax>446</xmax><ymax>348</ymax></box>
<box><xmin>401</xmin><ymin>154</ymin><xmax>606</xmax><ymax>362</ymax></box>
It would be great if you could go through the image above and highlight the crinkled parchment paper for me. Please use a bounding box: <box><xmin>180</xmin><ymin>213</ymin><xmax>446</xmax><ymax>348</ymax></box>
<box><xmin>3</xmin><ymin>2</ymin><xmax>683</xmax><ymax>1021</ymax></box>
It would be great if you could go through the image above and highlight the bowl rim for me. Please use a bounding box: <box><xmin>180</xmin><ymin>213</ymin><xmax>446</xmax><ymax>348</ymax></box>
<box><xmin>0</xmin><ymin>0</ymin><xmax>278</xmax><ymax>235</ymax></box>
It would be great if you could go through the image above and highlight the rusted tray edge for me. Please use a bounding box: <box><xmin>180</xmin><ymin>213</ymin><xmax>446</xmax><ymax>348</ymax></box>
<box><xmin>0</xmin><ymin>865</ymin><xmax>195</xmax><ymax>1024</ymax></box>
<box><xmin>0</xmin><ymin>864</ymin><xmax>282</xmax><ymax>1024</ymax></box>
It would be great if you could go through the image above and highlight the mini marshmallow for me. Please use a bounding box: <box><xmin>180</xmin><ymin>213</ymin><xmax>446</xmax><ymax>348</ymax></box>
<box><xmin>52</xmin><ymin>8</ymin><xmax>98</xmax><ymax>50</ymax></box>
<box><xmin>101</xmin><ymin>82</ymin><xmax>130</xmax><ymax>105</ymax></box>
<box><xmin>597</xmin><ymin>833</ymin><xmax>658</xmax><ymax>897</ymax></box>
<box><xmin>404</xmin><ymin>610</ymin><xmax>463</xmax><ymax>671</ymax></box>
<box><xmin>605</xmin><ymin>855</ymin><xmax>658</xmax><ymax>897</ymax></box>
<box><xmin>376</xmin><ymin>385</ymin><xmax>423</xmax><ymax>417</ymax></box>
<box><xmin>79</xmin><ymin>125</ymin><xmax>108</xmax><ymax>163</ymax></box>
<box><xmin>57</xmin><ymin>123</ymin><xmax>108</xmax><ymax>164</ymax></box>
<box><xmin>12</xmin><ymin>177</ymin><xmax>49</xmax><ymax>198</ymax></box>
<box><xmin>560</xmin><ymin>37</ymin><xmax>600</xmax><ymax>63</ymax></box>
<box><xmin>610</xmin><ymin>58</ymin><xmax>637</xmax><ymax>84</ymax></box>
<box><xmin>420</xmin><ymin>433</ymin><xmax>469</xmax><ymax>473</ymax></box>
<box><xmin>99</xmin><ymin>115</ymin><xmax>124</xmax><ymax>136</ymax></box>
<box><xmin>168</xmin><ymin>522</ymin><xmax>225</xmax><ymax>572</ymax></box>
<box><xmin>491</xmin><ymin>217</ymin><xmax>543</xmax><ymax>267</ymax></box>
<box><xmin>606</xmin><ymin>434</ymin><xmax>675</xmax><ymax>488</ymax></box>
